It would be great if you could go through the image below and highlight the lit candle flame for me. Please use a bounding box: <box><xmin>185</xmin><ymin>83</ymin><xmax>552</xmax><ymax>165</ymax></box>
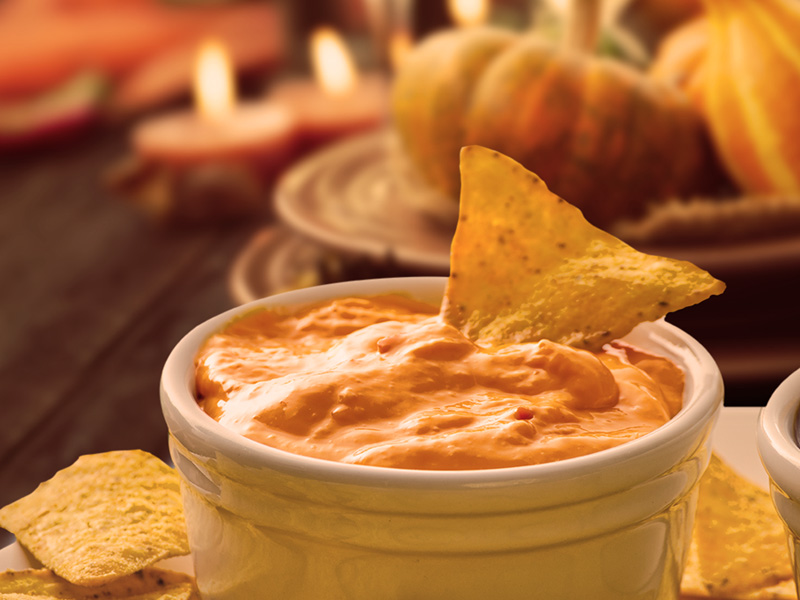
<box><xmin>194</xmin><ymin>39</ymin><xmax>236</xmax><ymax>122</ymax></box>
<box><xmin>447</xmin><ymin>0</ymin><xmax>489</xmax><ymax>26</ymax></box>
<box><xmin>310</xmin><ymin>27</ymin><xmax>358</xmax><ymax>97</ymax></box>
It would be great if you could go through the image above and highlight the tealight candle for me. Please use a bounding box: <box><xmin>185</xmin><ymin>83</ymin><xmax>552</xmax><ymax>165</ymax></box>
<box><xmin>269</xmin><ymin>27</ymin><xmax>389</xmax><ymax>150</ymax></box>
<box><xmin>133</xmin><ymin>39</ymin><xmax>296</xmax><ymax>174</ymax></box>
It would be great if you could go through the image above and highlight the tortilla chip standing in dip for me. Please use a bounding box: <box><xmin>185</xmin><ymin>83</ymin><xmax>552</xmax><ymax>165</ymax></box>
<box><xmin>193</xmin><ymin>146</ymin><xmax>725</xmax><ymax>470</ymax></box>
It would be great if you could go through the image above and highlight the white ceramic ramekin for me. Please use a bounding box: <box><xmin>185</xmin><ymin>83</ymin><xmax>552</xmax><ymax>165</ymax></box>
<box><xmin>757</xmin><ymin>367</ymin><xmax>800</xmax><ymax>595</ymax></box>
<box><xmin>161</xmin><ymin>277</ymin><xmax>723</xmax><ymax>600</ymax></box>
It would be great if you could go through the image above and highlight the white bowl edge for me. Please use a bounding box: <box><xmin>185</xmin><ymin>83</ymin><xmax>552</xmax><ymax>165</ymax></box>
<box><xmin>161</xmin><ymin>277</ymin><xmax>723</xmax><ymax>495</ymax></box>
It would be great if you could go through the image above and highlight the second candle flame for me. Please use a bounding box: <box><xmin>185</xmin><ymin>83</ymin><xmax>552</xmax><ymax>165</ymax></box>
<box><xmin>310</xmin><ymin>27</ymin><xmax>358</xmax><ymax>97</ymax></box>
<box><xmin>447</xmin><ymin>0</ymin><xmax>490</xmax><ymax>26</ymax></box>
<box><xmin>194</xmin><ymin>39</ymin><xmax>236</xmax><ymax>122</ymax></box>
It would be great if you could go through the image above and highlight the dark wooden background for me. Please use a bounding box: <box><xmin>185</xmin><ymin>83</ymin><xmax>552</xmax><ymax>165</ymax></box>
<box><xmin>0</xmin><ymin>128</ymin><xmax>263</xmax><ymax>547</ymax></box>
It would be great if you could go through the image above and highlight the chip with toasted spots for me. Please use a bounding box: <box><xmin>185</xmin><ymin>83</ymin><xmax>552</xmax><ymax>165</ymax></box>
<box><xmin>680</xmin><ymin>453</ymin><xmax>796</xmax><ymax>599</ymax></box>
<box><xmin>442</xmin><ymin>146</ymin><xmax>725</xmax><ymax>350</ymax></box>
<box><xmin>0</xmin><ymin>567</ymin><xmax>198</xmax><ymax>599</ymax></box>
<box><xmin>0</xmin><ymin>450</ymin><xmax>189</xmax><ymax>587</ymax></box>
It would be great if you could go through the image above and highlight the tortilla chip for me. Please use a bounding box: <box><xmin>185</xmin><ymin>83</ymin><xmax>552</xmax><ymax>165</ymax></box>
<box><xmin>442</xmin><ymin>146</ymin><xmax>725</xmax><ymax>350</ymax></box>
<box><xmin>681</xmin><ymin>580</ymin><xmax>797</xmax><ymax>599</ymax></box>
<box><xmin>680</xmin><ymin>453</ymin><xmax>796</xmax><ymax>598</ymax></box>
<box><xmin>0</xmin><ymin>450</ymin><xmax>189</xmax><ymax>586</ymax></box>
<box><xmin>0</xmin><ymin>567</ymin><xmax>198</xmax><ymax>599</ymax></box>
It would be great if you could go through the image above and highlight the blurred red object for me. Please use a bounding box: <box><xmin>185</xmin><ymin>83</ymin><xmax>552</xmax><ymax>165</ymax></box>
<box><xmin>0</xmin><ymin>0</ymin><xmax>285</xmax><ymax>105</ymax></box>
<box><xmin>110</xmin><ymin>8</ymin><xmax>286</xmax><ymax>118</ymax></box>
<box><xmin>0</xmin><ymin>70</ymin><xmax>107</xmax><ymax>150</ymax></box>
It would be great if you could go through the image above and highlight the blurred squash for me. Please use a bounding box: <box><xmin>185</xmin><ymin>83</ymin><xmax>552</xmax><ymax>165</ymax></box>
<box><xmin>702</xmin><ymin>0</ymin><xmax>800</xmax><ymax>194</ymax></box>
<box><xmin>392</xmin><ymin>27</ymin><xmax>517</xmax><ymax>200</ymax></box>
<box><xmin>649</xmin><ymin>16</ymin><xmax>707</xmax><ymax>108</ymax></box>
<box><xmin>392</xmin><ymin>28</ymin><xmax>718</xmax><ymax>227</ymax></box>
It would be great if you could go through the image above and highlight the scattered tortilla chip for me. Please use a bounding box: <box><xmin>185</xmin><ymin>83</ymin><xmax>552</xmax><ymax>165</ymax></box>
<box><xmin>681</xmin><ymin>580</ymin><xmax>797</xmax><ymax>600</ymax></box>
<box><xmin>0</xmin><ymin>450</ymin><xmax>189</xmax><ymax>587</ymax></box>
<box><xmin>442</xmin><ymin>146</ymin><xmax>725</xmax><ymax>350</ymax></box>
<box><xmin>0</xmin><ymin>567</ymin><xmax>198</xmax><ymax>600</ymax></box>
<box><xmin>680</xmin><ymin>453</ymin><xmax>796</xmax><ymax>599</ymax></box>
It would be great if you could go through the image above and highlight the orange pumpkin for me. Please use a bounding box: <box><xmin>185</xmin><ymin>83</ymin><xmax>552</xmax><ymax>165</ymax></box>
<box><xmin>392</xmin><ymin>27</ymin><xmax>517</xmax><ymax>199</ymax></box>
<box><xmin>651</xmin><ymin>0</ymin><xmax>800</xmax><ymax>196</ymax></box>
<box><xmin>701</xmin><ymin>0</ymin><xmax>800</xmax><ymax>194</ymax></box>
<box><xmin>392</xmin><ymin>27</ymin><xmax>718</xmax><ymax>227</ymax></box>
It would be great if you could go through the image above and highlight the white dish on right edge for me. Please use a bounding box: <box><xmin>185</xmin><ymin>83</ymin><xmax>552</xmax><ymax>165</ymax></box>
<box><xmin>757</xmin><ymin>367</ymin><xmax>800</xmax><ymax>595</ymax></box>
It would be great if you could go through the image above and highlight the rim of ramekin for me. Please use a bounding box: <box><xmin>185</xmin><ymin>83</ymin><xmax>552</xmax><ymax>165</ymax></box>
<box><xmin>758</xmin><ymin>367</ymin><xmax>800</xmax><ymax>499</ymax></box>
<box><xmin>161</xmin><ymin>277</ymin><xmax>723</xmax><ymax>491</ymax></box>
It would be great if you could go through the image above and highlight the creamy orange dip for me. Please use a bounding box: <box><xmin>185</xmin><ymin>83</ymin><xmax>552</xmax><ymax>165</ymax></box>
<box><xmin>195</xmin><ymin>294</ymin><xmax>684</xmax><ymax>470</ymax></box>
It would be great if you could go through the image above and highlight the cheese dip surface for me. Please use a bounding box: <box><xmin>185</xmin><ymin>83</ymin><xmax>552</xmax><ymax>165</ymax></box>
<box><xmin>194</xmin><ymin>294</ymin><xmax>684</xmax><ymax>470</ymax></box>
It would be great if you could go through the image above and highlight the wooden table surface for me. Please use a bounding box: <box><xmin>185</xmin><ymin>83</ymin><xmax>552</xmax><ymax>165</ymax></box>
<box><xmin>0</xmin><ymin>129</ymin><xmax>263</xmax><ymax>547</ymax></box>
